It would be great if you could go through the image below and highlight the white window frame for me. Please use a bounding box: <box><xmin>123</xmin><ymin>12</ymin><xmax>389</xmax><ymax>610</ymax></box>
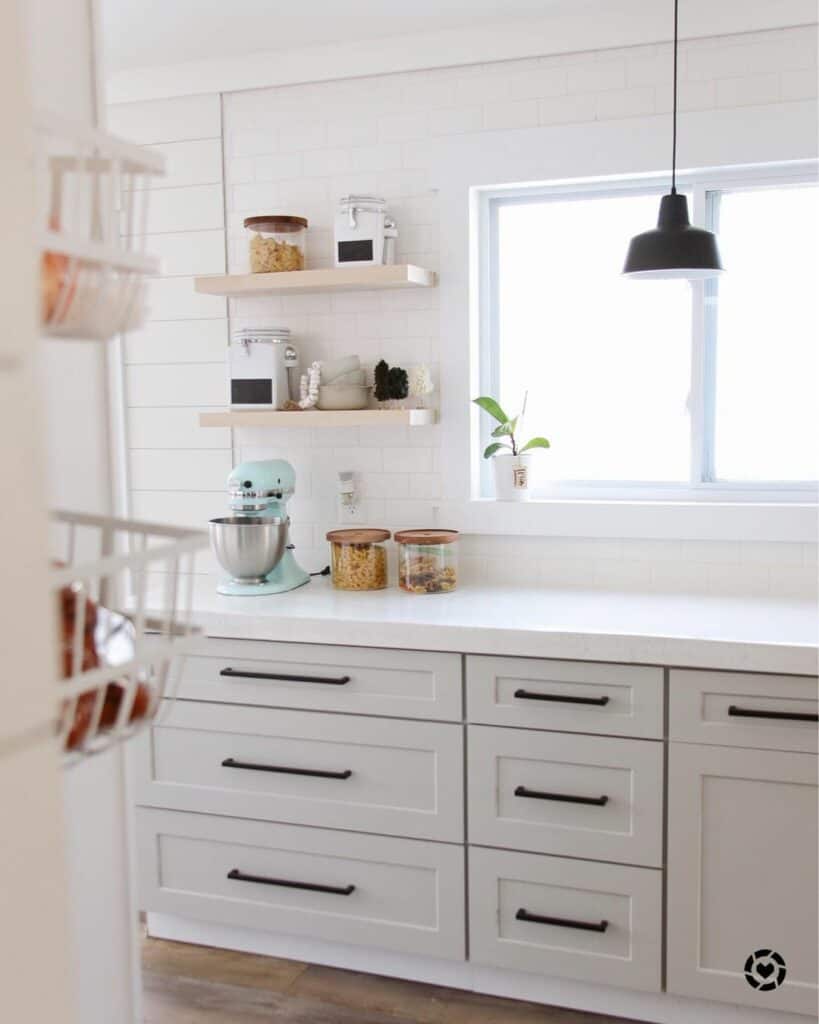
<box><xmin>477</xmin><ymin>162</ymin><xmax>819</xmax><ymax>505</ymax></box>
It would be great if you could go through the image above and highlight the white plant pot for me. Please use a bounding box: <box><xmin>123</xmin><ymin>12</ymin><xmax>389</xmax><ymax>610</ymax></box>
<box><xmin>492</xmin><ymin>453</ymin><xmax>533</xmax><ymax>501</ymax></box>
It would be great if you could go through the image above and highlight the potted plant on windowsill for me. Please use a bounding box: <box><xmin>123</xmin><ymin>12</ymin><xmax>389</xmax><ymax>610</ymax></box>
<box><xmin>473</xmin><ymin>392</ymin><xmax>550</xmax><ymax>501</ymax></box>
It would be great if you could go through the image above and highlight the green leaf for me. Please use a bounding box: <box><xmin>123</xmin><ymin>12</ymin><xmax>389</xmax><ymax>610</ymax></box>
<box><xmin>519</xmin><ymin>437</ymin><xmax>551</xmax><ymax>452</ymax></box>
<box><xmin>491</xmin><ymin>416</ymin><xmax>517</xmax><ymax>438</ymax></box>
<box><xmin>473</xmin><ymin>396</ymin><xmax>508</xmax><ymax>425</ymax></box>
<box><xmin>483</xmin><ymin>441</ymin><xmax>511</xmax><ymax>459</ymax></box>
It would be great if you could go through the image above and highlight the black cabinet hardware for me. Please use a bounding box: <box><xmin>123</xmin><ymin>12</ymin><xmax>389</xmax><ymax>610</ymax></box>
<box><xmin>514</xmin><ymin>785</ymin><xmax>609</xmax><ymax>806</ymax></box>
<box><xmin>221</xmin><ymin>757</ymin><xmax>352</xmax><ymax>780</ymax></box>
<box><xmin>513</xmin><ymin>689</ymin><xmax>609</xmax><ymax>706</ymax></box>
<box><xmin>227</xmin><ymin>868</ymin><xmax>354</xmax><ymax>896</ymax></box>
<box><xmin>728</xmin><ymin>705</ymin><xmax>817</xmax><ymax>723</ymax></box>
<box><xmin>516</xmin><ymin>908</ymin><xmax>608</xmax><ymax>932</ymax></box>
<box><xmin>220</xmin><ymin>667</ymin><xmax>350</xmax><ymax>685</ymax></box>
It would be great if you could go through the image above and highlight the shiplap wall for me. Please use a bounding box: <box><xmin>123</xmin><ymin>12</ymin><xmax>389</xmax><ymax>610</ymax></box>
<box><xmin>109</xmin><ymin>26</ymin><xmax>818</xmax><ymax>598</ymax></box>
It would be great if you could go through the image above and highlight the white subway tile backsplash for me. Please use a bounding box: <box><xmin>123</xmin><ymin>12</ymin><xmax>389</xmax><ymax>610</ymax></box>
<box><xmin>715</xmin><ymin>73</ymin><xmax>781</xmax><ymax>108</ymax></box>
<box><xmin>596</xmin><ymin>86</ymin><xmax>656</xmax><ymax>120</ymax></box>
<box><xmin>483</xmin><ymin>98</ymin><xmax>539</xmax><ymax>131</ymax></box>
<box><xmin>428</xmin><ymin>106</ymin><xmax>483</xmax><ymax>136</ymax></box>
<box><xmin>781</xmin><ymin>69</ymin><xmax>819</xmax><ymax>101</ymax></box>
<box><xmin>538</xmin><ymin>93</ymin><xmax>598</xmax><ymax>125</ymax></box>
<box><xmin>567</xmin><ymin>61</ymin><xmax>626</xmax><ymax>94</ymax></box>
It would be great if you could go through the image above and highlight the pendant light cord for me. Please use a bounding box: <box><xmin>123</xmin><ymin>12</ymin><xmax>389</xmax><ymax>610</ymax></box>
<box><xmin>671</xmin><ymin>0</ymin><xmax>679</xmax><ymax>194</ymax></box>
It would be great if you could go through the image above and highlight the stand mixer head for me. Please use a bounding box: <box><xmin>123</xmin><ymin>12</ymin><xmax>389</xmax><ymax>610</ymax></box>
<box><xmin>210</xmin><ymin>459</ymin><xmax>310</xmax><ymax>596</ymax></box>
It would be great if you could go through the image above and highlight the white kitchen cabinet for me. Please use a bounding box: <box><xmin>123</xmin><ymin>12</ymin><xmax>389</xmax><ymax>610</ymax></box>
<box><xmin>468</xmin><ymin>725</ymin><xmax>663</xmax><ymax>866</ymax></box>
<box><xmin>134</xmin><ymin>700</ymin><xmax>464</xmax><ymax>842</ymax></box>
<box><xmin>469</xmin><ymin>846</ymin><xmax>662</xmax><ymax>992</ymax></box>
<box><xmin>667</xmin><ymin>743</ymin><xmax>818</xmax><ymax>1017</ymax></box>
<box><xmin>137</xmin><ymin>807</ymin><xmax>466</xmax><ymax>960</ymax></box>
<box><xmin>175</xmin><ymin>638</ymin><xmax>463</xmax><ymax>721</ymax></box>
<box><xmin>466</xmin><ymin>655</ymin><xmax>663</xmax><ymax>738</ymax></box>
<box><xmin>670</xmin><ymin>669</ymin><xmax>818</xmax><ymax>753</ymax></box>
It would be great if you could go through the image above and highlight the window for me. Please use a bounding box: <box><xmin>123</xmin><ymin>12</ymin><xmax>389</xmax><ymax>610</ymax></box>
<box><xmin>479</xmin><ymin>170</ymin><xmax>819</xmax><ymax>500</ymax></box>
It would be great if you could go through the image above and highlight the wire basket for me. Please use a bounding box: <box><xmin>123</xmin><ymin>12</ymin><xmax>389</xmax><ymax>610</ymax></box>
<box><xmin>51</xmin><ymin>511</ymin><xmax>206</xmax><ymax>766</ymax></box>
<box><xmin>36</xmin><ymin>111</ymin><xmax>165</xmax><ymax>341</ymax></box>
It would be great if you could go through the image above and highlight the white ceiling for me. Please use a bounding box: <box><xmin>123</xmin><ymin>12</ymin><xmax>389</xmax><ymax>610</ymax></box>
<box><xmin>102</xmin><ymin>0</ymin><xmax>554</xmax><ymax>72</ymax></box>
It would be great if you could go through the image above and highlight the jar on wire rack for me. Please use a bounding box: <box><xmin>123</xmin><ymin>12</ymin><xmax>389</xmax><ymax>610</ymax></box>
<box><xmin>244</xmin><ymin>215</ymin><xmax>307</xmax><ymax>273</ymax></box>
<box><xmin>395</xmin><ymin>530</ymin><xmax>459</xmax><ymax>594</ymax></box>
<box><xmin>327</xmin><ymin>529</ymin><xmax>390</xmax><ymax>591</ymax></box>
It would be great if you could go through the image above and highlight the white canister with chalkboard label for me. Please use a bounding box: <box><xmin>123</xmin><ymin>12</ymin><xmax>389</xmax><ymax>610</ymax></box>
<box><xmin>229</xmin><ymin>327</ymin><xmax>298</xmax><ymax>409</ymax></box>
<box><xmin>335</xmin><ymin>195</ymin><xmax>391</xmax><ymax>266</ymax></box>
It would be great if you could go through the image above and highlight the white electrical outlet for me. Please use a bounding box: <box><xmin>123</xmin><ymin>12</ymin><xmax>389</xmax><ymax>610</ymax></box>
<box><xmin>337</xmin><ymin>471</ymin><xmax>358</xmax><ymax>522</ymax></box>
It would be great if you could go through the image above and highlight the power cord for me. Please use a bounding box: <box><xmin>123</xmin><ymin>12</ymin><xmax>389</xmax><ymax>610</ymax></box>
<box><xmin>310</xmin><ymin>566</ymin><xmax>331</xmax><ymax>577</ymax></box>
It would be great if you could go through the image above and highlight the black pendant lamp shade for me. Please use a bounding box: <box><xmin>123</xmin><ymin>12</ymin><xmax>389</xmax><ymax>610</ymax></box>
<box><xmin>623</xmin><ymin>0</ymin><xmax>723</xmax><ymax>279</ymax></box>
<box><xmin>623</xmin><ymin>192</ymin><xmax>723</xmax><ymax>279</ymax></box>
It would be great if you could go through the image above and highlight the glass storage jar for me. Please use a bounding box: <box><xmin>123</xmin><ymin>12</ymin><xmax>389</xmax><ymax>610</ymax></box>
<box><xmin>395</xmin><ymin>530</ymin><xmax>459</xmax><ymax>594</ymax></box>
<box><xmin>327</xmin><ymin>529</ymin><xmax>390</xmax><ymax>591</ymax></box>
<box><xmin>244</xmin><ymin>215</ymin><xmax>307</xmax><ymax>273</ymax></box>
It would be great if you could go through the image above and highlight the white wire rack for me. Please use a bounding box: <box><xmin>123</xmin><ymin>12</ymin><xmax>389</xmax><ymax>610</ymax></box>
<box><xmin>51</xmin><ymin>511</ymin><xmax>206</xmax><ymax>767</ymax></box>
<box><xmin>36</xmin><ymin>110</ymin><xmax>165</xmax><ymax>341</ymax></box>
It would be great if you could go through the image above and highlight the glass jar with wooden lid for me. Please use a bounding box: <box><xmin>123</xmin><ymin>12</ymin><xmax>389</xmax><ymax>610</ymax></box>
<box><xmin>394</xmin><ymin>530</ymin><xmax>459</xmax><ymax>594</ymax></box>
<box><xmin>244</xmin><ymin>216</ymin><xmax>308</xmax><ymax>273</ymax></box>
<box><xmin>327</xmin><ymin>529</ymin><xmax>390</xmax><ymax>591</ymax></box>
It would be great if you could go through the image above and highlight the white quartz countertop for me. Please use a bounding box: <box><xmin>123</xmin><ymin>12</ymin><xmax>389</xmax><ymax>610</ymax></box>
<box><xmin>187</xmin><ymin>577</ymin><xmax>818</xmax><ymax>676</ymax></box>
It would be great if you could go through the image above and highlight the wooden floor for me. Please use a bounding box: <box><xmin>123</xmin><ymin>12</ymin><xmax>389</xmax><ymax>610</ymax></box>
<box><xmin>141</xmin><ymin>937</ymin><xmax>648</xmax><ymax>1024</ymax></box>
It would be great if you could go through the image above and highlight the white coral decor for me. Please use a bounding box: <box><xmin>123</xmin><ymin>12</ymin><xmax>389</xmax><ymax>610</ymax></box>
<box><xmin>299</xmin><ymin>361</ymin><xmax>321</xmax><ymax>409</ymax></box>
<box><xmin>408</xmin><ymin>364</ymin><xmax>433</xmax><ymax>408</ymax></box>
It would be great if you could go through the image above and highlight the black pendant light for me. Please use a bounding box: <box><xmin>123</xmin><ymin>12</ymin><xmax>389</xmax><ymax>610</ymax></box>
<box><xmin>623</xmin><ymin>0</ymin><xmax>723</xmax><ymax>279</ymax></box>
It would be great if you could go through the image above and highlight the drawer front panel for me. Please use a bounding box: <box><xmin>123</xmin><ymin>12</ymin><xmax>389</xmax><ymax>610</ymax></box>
<box><xmin>670</xmin><ymin>669</ymin><xmax>818</xmax><ymax>753</ymax></box>
<box><xmin>469</xmin><ymin>846</ymin><xmax>661</xmax><ymax>992</ymax></box>
<box><xmin>135</xmin><ymin>702</ymin><xmax>463</xmax><ymax>842</ymax></box>
<box><xmin>175</xmin><ymin>639</ymin><xmax>462</xmax><ymax>721</ymax></box>
<box><xmin>137</xmin><ymin>808</ymin><xmax>465</xmax><ymax>960</ymax></box>
<box><xmin>466</xmin><ymin>656</ymin><xmax>663</xmax><ymax>738</ymax></box>
<box><xmin>468</xmin><ymin>726</ymin><xmax>663</xmax><ymax>866</ymax></box>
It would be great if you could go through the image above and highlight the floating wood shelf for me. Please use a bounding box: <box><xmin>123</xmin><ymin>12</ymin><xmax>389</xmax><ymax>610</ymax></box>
<box><xmin>200</xmin><ymin>408</ymin><xmax>437</xmax><ymax>428</ymax></box>
<box><xmin>194</xmin><ymin>263</ymin><xmax>436</xmax><ymax>297</ymax></box>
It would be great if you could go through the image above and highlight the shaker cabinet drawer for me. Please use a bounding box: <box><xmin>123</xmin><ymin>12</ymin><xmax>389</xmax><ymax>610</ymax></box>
<box><xmin>137</xmin><ymin>808</ymin><xmax>465</xmax><ymax>961</ymax></box>
<box><xmin>469</xmin><ymin>847</ymin><xmax>662</xmax><ymax>992</ymax></box>
<box><xmin>466</xmin><ymin>656</ymin><xmax>663</xmax><ymax>738</ymax></box>
<box><xmin>468</xmin><ymin>726</ymin><xmax>663</xmax><ymax>866</ymax></box>
<box><xmin>670</xmin><ymin>669</ymin><xmax>818</xmax><ymax>753</ymax></box>
<box><xmin>174</xmin><ymin>638</ymin><xmax>462</xmax><ymax>721</ymax></box>
<box><xmin>134</xmin><ymin>701</ymin><xmax>463</xmax><ymax>842</ymax></box>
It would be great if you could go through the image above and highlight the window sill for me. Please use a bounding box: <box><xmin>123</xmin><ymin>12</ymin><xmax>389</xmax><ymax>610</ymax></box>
<box><xmin>435</xmin><ymin>498</ymin><xmax>818</xmax><ymax>543</ymax></box>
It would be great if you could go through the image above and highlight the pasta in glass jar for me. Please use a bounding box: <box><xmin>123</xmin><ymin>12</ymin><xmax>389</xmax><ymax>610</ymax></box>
<box><xmin>327</xmin><ymin>529</ymin><xmax>390</xmax><ymax>591</ymax></box>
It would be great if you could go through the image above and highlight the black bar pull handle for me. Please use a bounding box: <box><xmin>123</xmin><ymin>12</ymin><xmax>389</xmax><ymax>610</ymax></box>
<box><xmin>220</xmin><ymin>667</ymin><xmax>351</xmax><ymax>686</ymax></box>
<box><xmin>222</xmin><ymin>757</ymin><xmax>352</xmax><ymax>780</ymax></box>
<box><xmin>516</xmin><ymin>908</ymin><xmax>608</xmax><ymax>933</ymax></box>
<box><xmin>728</xmin><ymin>705</ymin><xmax>818</xmax><ymax>723</ymax></box>
<box><xmin>514</xmin><ymin>689</ymin><xmax>609</xmax><ymax>707</ymax></box>
<box><xmin>514</xmin><ymin>785</ymin><xmax>609</xmax><ymax>806</ymax></box>
<box><xmin>227</xmin><ymin>868</ymin><xmax>354</xmax><ymax>896</ymax></box>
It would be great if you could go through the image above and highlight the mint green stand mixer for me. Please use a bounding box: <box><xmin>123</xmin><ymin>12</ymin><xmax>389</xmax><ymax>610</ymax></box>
<box><xmin>209</xmin><ymin>459</ymin><xmax>311</xmax><ymax>596</ymax></box>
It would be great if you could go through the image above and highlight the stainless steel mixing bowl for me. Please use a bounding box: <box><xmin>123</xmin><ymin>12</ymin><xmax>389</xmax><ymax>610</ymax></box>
<box><xmin>209</xmin><ymin>516</ymin><xmax>288</xmax><ymax>584</ymax></box>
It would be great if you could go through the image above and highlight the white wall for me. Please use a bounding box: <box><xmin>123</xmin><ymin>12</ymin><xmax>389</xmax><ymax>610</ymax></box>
<box><xmin>109</xmin><ymin>23</ymin><xmax>818</xmax><ymax>599</ymax></box>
